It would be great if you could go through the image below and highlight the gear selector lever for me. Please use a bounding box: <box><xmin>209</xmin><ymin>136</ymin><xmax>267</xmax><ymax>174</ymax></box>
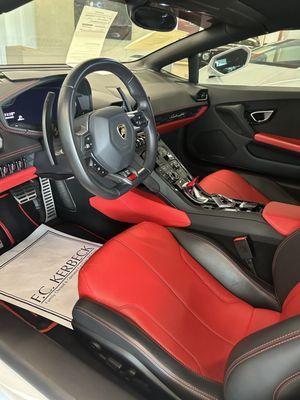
<box><xmin>183</xmin><ymin>177</ymin><xmax>210</xmax><ymax>204</ymax></box>
<box><xmin>182</xmin><ymin>176</ymin><xmax>263</xmax><ymax>212</ymax></box>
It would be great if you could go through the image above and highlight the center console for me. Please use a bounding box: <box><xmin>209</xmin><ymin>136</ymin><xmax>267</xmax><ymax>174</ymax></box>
<box><xmin>137</xmin><ymin>137</ymin><xmax>264</xmax><ymax>214</ymax></box>
<box><xmin>134</xmin><ymin>136</ymin><xmax>286</xmax><ymax>284</ymax></box>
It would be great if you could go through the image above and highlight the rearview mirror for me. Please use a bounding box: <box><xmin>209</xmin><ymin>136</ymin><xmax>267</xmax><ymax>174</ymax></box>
<box><xmin>127</xmin><ymin>3</ymin><xmax>177</xmax><ymax>32</ymax></box>
<box><xmin>208</xmin><ymin>46</ymin><xmax>251</xmax><ymax>77</ymax></box>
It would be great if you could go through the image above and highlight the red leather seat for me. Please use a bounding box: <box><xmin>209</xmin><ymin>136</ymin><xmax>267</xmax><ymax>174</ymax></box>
<box><xmin>199</xmin><ymin>169</ymin><xmax>298</xmax><ymax>205</ymax></box>
<box><xmin>73</xmin><ymin>222</ymin><xmax>300</xmax><ymax>400</ymax></box>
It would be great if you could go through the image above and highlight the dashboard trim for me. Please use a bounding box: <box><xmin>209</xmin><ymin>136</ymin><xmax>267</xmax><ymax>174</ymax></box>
<box><xmin>0</xmin><ymin>120</ymin><xmax>42</xmax><ymax>138</ymax></box>
<box><xmin>157</xmin><ymin>105</ymin><xmax>208</xmax><ymax>134</ymax></box>
<box><xmin>0</xmin><ymin>144</ymin><xmax>41</xmax><ymax>162</ymax></box>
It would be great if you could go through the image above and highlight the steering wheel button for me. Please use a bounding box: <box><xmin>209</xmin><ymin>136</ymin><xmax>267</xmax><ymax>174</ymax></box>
<box><xmin>84</xmin><ymin>135</ymin><xmax>93</xmax><ymax>150</ymax></box>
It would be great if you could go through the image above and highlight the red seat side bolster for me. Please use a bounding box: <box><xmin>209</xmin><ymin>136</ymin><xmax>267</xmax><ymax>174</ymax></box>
<box><xmin>199</xmin><ymin>170</ymin><xmax>269</xmax><ymax>204</ymax></box>
<box><xmin>78</xmin><ymin>222</ymin><xmax>280</xmax><ymax>382</ymax></box>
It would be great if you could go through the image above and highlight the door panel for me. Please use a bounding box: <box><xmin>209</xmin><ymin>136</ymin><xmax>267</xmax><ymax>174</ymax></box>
<box><xmin>180</xmin><ymin>85</ymin><xmax>300</xmax><ymax>180</ymax></box>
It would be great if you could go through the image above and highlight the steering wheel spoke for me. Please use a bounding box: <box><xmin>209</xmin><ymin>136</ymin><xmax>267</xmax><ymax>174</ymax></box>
<box><xmin>86</xmin><ymin>154</ymin><xmax>109</xmax><ymax>178</ymax></box>
<box><xmin>114</xmin><ymin>165</ymin><xmax>139</xmax><ymax>181</ymax></box>
<box><xmin>73</xmin><ymin>113</ymin><xmax>94</xmax><ymax>159</ymax></box>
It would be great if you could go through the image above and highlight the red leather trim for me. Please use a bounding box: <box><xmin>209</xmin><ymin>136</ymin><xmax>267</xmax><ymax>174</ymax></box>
<box><xmin>254</xmin><ymin>133</ymin><xmax>300</xmax><ymax>153</ymax></box>
<box><xmin>18</xmin><ymin>204</ymin><xmax>39</xmax><ymax>227</ymax></box>
<box><xmin>0</xmin><ymin>167</ymin><xmax>37</xmax><ymax>193</ymax></box>
<box><xmin>79</xmin><ymin>222</ymin><xmax>281</xmax><ymax>382</ymax></box>
<box><xmin>39</xmin><ymin>322</ymin><xmax>58</xmax><ymax>333</ymax></box>
<box><xmin>157</xmin><ymin>106</ymin><xmax>208</xmax><ymax>134</ymax></box>
<box><xmin>89</xmin><ymin>189</ymin><xmax>191</xmax><ymax>227</ymax></box>
<box><xmin>0</xmin><ymin>300</ymin><xmax>57</xmax><ymax>333</ymax></box>
<box><xmin>0</xmin><ymin>221</ymin><xmax>15</xmax><ymax>245</ymax></box>
<box><xmin>69</xmin><ymin>223</ymin><xmax>107</xmax><ymax>242</ymax></box>
<box><xmin>199</xmin><ymin>169</ymin><xmax>270</xmax><ymax>204</ymax></box>
<box><xmin>263</xmin><ymin>201</ymin><xmax>300</xmax><ymax>236</ymax></box>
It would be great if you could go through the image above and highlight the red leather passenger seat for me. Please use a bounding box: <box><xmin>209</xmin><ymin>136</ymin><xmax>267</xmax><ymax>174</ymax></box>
<box><xmin>199</xmin><ymin>169</ymin><xmax>298</xmax><ymax>205</ymax></box>
<box><xmin>78</xmin><ymin>222</ymin><xmax>300</xmax><ymax>383</ymax></box>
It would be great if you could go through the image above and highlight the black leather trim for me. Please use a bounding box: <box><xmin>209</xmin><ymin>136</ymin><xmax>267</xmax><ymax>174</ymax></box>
<box><xmin>224</xmin><ymin>316</ymin><xmax>300</xmax><ymax>400</ymax></box>
<box><xmin>169</xmin><ymin>228</ymin><xmax>279</xmax><ymax>311</ymax></box>
<box><xmin>274</xmin><ymin>371</ymin><xmax>300</xmax><ymax>400</ymax></box>
<box><xmin>0</xmin><ymin>307</ymin><xmax>139</xmax><ymax>400</ymax></box>
<box><xmin>73</xmin><ymin>299</ymin><xmax>223</xmax><ymax>400</ymax></box>
<box><xmin>273</xmin><ymin>230</ymin><xmax>300</xmax><ymax>304</ymax></box>
<box><xmin>240</xmin><ymin>173</ymin><xmax>299</xmax><ymax>205</ymax></box>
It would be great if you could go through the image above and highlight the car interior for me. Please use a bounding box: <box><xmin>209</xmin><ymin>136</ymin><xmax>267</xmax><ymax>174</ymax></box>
<box><xmin>0</xmin><ymin>0</ymin><xmax>300</xmax><ymax>399</ymax></box>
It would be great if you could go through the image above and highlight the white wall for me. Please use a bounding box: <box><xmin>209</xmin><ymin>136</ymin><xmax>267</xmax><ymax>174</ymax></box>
<box><xmin>0</xmin><ymin>2</ymin><xmax>36</xmax><ymax>63</ymax></box>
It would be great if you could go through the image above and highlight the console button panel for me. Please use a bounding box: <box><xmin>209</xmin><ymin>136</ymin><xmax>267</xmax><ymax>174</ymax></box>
<box><xmin>155</xmin><ymin>143</ymin><xmax>191</xmax><ymax>187</ymax></box>
<box><xmin>0</xmin><ymin>157</ymin><xmax>28</xmax><ymax>178</ymax></box>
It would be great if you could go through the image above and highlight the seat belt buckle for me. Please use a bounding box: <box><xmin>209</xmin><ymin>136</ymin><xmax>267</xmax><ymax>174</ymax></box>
<box><xmin>233</xmin><ymin>236</ymin><xmax>256</xmax><ymax>275</ymax></box>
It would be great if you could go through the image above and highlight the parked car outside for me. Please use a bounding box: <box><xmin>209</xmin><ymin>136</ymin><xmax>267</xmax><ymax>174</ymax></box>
<box><xmin>200</xmin><ymin>39</ymin><xmax>300</xmax><ymax>87</ymax></box>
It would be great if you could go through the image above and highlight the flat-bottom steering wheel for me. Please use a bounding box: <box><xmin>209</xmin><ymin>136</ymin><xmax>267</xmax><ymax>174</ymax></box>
<box><xmin>57</xmin><ymin>59</ymin><xmax>158</xmax><ymax>199</ymax></box>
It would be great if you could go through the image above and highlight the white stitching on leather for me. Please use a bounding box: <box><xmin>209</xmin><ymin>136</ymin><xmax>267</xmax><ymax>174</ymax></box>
<box><xmin>117</xmin><ymin>302</ymin><xmax>205</xmax><ymax>375</ymax></box>
<box><xmin>173</xmin><ymin>229</ymin><xmax>277</xmax><ymax>303</ymax></box>
<box><xmin>273</xmin><ymin>371</ymin><xmax>300</xmax><ymax>400</ymax></box>
<box><xmin>115</xmin><ymin>237</ymin><xmax>236</xmax><ymax>346</ymax></box>
<box><xmin>225</xmin><ymin>332</ymin><xmax>300</xmax><ymax>384</ymax></box>
<box><xmin>226</xmin><ymin>330</ymin><xmax>300</xmax><ymax>376</ymax></box>
<box><xmin>76</xmin><ymin>307</ymin><xmax>220</xmax><ymax>400</ymax></box>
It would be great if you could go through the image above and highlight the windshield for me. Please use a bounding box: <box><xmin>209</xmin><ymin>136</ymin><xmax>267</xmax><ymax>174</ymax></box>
<box><xmin>0</xmin><ymin>0</ymin><xmax>201</xmax><ymax>66</ymax></box>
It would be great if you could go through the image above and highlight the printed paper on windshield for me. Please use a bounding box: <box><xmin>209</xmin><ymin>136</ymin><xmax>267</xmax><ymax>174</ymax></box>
<box><xmin>66</xmin><ymin>5</ymin><xmax>117</xmax><ymax>66</ymax></box>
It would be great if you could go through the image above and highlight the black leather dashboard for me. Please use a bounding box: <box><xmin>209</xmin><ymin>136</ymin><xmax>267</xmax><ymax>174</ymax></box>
<box><xmin>0</xmin><ymin>66</ymin><xmax>209</xmax><ymax>176</ymax></box>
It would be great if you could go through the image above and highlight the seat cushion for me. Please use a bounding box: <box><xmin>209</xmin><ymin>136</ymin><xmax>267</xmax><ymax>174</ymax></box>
<box><xmin>78</xmin><ymin>222</ymin><xmax>281</xmax><ymax>382</ymax></box>
<box><xmin>199</xmin><ymin>170</ymin><xmax>270</xmax><ymax>204</ymax></box>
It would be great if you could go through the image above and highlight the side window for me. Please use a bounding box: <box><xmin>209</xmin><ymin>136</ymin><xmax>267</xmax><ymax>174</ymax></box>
<box><xmin>199</xmin><ymin>30</ymin><xmax>300</xmax><ymax>88</ymax></box>
<box><xmin>162</xmin><ymin>58</ymin><xmax>189</xmax><ymax>80</ymax></box>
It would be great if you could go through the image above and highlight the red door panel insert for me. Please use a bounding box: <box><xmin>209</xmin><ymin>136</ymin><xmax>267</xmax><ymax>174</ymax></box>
<box><xmin>254</xmin><ymin>133</ymin><xmax>300</xmax><ymax>153</ymax></box>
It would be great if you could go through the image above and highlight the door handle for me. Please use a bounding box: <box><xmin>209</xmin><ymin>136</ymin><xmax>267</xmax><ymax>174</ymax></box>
<box><xmin>250</xmin><ymin>110</ymin><xmax>274</xmax><ymax>123</ymax></box>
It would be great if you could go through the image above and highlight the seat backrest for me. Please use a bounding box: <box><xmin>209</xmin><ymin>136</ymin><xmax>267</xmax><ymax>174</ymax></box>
<box><xmin>224</xmin><ymin>230</ymin><xmax>300</xmax><ymax>400</ymax></box>
<box><xmin>272</xmin><ymin>229</ymin><xmax>300</xmax><ymax>309</ymax></box>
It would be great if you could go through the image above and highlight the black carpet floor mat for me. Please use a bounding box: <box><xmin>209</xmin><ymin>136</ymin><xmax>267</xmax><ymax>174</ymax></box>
<box><xmin>0</xmin><ymin>193</ymin><xmax>40</xmax><ymax>255</ymax></box>
<box><xmin>52</xmin><ymin>221</ymin><xmax>106</xmax><ymax>244</ymax></box>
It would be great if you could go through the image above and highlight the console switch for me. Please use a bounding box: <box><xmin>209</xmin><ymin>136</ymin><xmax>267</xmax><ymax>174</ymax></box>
<box><xmin>0</xmin><ymin>157</ymin><xmax>27</xmax><ymax>178</ymax></box>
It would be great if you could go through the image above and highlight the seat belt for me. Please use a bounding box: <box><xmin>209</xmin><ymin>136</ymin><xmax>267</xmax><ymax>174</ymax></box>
<box><xmin>234</xmin><ymin>236</ymin><xmax>257</xmax><ymax>275</ymax></box>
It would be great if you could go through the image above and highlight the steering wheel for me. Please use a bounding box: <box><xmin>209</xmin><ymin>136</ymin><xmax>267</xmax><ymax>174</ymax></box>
<box><xmin>57</xmin><ymin>59</ymin><xmax>158</xmax><ymax>199</ymax></box>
